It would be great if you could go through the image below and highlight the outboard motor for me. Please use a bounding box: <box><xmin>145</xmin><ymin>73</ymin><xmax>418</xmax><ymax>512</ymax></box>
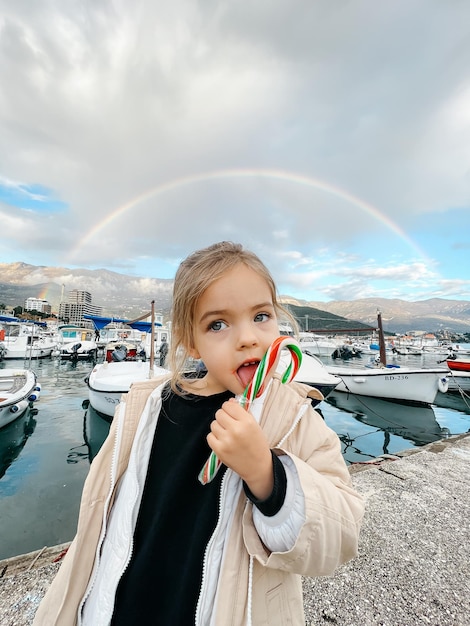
<box><xmin>112</xmin><ymin>344</ymin><xmax>128</xmax><ymax>362</ymax></box>
<box><xmin>71</xmin><ymin>343</ymin><xmax>81</xmax><ymax>363</ymax></box>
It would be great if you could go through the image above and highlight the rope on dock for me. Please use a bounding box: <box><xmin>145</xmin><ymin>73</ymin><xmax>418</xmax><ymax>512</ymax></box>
<box><xmin>27</xmin><ymin>546</ymin><xmax>47</xmax><ymax>571</ymax></box>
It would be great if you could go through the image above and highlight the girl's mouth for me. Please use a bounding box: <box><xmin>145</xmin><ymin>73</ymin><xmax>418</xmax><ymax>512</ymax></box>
<box><xmin>236</xmin><ymin>360</ymin><xmax>260</xmax><ymax>388</ymax></box>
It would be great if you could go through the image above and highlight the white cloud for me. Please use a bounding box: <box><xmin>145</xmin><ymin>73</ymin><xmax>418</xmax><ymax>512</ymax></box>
<box><xmin>0</xmin><ymin>1</ymin><xmax>469</xmax><ymax>301</ymax></box>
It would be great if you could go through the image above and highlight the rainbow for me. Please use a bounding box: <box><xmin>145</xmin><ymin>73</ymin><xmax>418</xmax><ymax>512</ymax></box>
<box><xmin>67</xmin><ymin>168</ymin><xmax>429</xmax><ymax>262</ymax></box>
<box><xmin>37</xmin><ymin>285</ymin><xmax>53</xmax><ymax>300</ymax></box>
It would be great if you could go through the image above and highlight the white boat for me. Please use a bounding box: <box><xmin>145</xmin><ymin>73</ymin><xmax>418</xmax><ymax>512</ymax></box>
<box><xmin>82</xmin><ymin>313</ymin><xmax>170</xmax><ymax>360</ymax></box>
<box><xmin>422</xmin><ymin>343</ymin><xmax>470</xmax><ymax>357</ymax></box>
<box><xmin>59</xmin><ymin>340</ymin><xmax>98</xmax><ymax>361</ymax></box>
<box><xmin>325</xmin><ymin>311</ymin><xmax>450</xmax><ymax>405</ymax></box>
<box><xmin>86</xmin><ymin>360</ymin><xmax>170</xmax><ymax>418</ymax></box>
<box><xmin>392</xmin><ymin>345</ymin><xmax>423</xmax><ymax>356</ymax></box>
<box><xmin>0</xmin><ymin>317</ymin><xmax>57</xmax><ymax>360</ymax></box>
<box><xmin>325</xmin><ymin>364</ymin><xmax>449</xmax><ymax>405</ymax></box>
<box><xmin>0</xmin><ymin>369</ymin><xmax>40</xmax><ymax>429</ymax></box>
<box><xmin>297</xmin><ymin>332</ymin><xmax>338</xmax><ymax>358</ymax></box>
<box><xmin>53</xmin><ymin>326</ymin><xmax>98</xmax><ymax>361</ymax></box>
<box><xmin>87</xmin><ymin>301</ymin><xmax>171</xmax><ymax>418</ymax></box>
<box><xmin>331</xmin><ymin>343</ymin><xmax>364</xmax><ymax>360</ymax></box>
<box><xmin>93</xmin><ymin>325</ymin><xmax>146</xmax><ymax>349</ymax></box>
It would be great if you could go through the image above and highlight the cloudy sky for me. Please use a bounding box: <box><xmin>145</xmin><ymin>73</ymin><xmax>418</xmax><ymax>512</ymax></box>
<box><xmin>1</xmin><ymin>0</ymin><xmax>469</xmax><ymax>303</ymax></box>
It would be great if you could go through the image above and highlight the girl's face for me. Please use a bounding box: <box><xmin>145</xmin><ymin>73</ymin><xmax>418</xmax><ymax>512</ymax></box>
<box><xmin>188</xmin><ymin>263</ymin><xmax>279</xmax><ymax>396</ymax></box>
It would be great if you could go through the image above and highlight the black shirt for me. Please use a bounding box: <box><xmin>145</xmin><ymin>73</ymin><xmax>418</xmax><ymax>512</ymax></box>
<box><xmin>111</xmin><ymin>387</ymin><xmax>233</xmax><ymax>625</ymax></box>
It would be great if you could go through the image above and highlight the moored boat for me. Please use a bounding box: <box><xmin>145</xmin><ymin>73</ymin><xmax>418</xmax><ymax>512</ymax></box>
<box><xmin>446</xmin><ymin>358</ymin><xmax>470</xmax><ymax>373</ymax></box>
<box><xmin>325</xmin><ymin>311</ymin><xmax>449</xmax><ymax>405</ymax></box>
<box><xmin>0</xmin><ymin>317</ymin><xmax>57</xmax><ymax>360</ymax></box>
<box><xmin>86</xmin><ymin>360</ymin><xmax>170</xmax><ymax>418</ymax></box>
<box><xmin>0</xmin><ymin>369</ymin><xmax>40</xmax><ymax>429</ymax></box>
<box><xmin>104</xmin><ymin>340</ymin><xmax>145</xmax><ymax>363</ymax></box>
<box><xmin>59</xmin><ymin>340</ymin><xmax>98</xmax><ymax>362</ymax></box>
<box><xmin>297</xmin><ymin>332</ymin><xmax>338</xmax><ymax>358</ymax></box>
<box><xmin>54</xmin><ymin>326</ymin><xmax>98</xmax><ymax>361</ymax></box>
<box><xmin>325</xmin><ymin>364</ymin><xmax>449</xmax><ymax>405</ymax></box>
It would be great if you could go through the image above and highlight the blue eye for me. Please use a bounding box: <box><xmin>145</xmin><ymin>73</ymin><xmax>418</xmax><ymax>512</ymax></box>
<box><xmin>254</xmin><ymin>312</ymin><xmax>270</xmax><ymax>323</ymax></box>
<box><xmin>209</xmin><ymin>320</ymin><xmax>227</xmax><ymax>332</ymax></box>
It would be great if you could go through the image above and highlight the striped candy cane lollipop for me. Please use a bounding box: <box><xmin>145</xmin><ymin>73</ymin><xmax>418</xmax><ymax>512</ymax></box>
<box><xmin>198</xmin><ymin>336</ymin><xmax>302</xmax><ymax>485</ymax></box>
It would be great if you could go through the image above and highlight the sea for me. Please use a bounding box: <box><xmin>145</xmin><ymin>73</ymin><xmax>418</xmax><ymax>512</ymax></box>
<box><xmin>1</xmin><ymin>348</ymin><xmax>470</xmax><ymax>561</ymax></box>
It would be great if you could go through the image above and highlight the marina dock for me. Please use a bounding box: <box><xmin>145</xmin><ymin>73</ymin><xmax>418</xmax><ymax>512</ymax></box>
<box><xmin>1</xmin><ymin>433</ymin><xmax>469</xmax><ymax>625</ymax></box>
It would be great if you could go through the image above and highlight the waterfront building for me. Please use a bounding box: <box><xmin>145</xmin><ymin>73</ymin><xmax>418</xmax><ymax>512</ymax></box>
<box><xmin>58</xmin><ymin>290</ymin><xmax>103</xmax><ymax>326</ymax></box>
<box><xmin>24</xmin><ymin>298</ymin><xmax>52</xmax><ymax>315</ymax></box>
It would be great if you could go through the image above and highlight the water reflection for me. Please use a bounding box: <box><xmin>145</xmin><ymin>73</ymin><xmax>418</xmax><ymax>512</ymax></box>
<box><xmin>0</xmin><ymin>407</ymin><xmax>38</xmax><ymax>479</ymax></box>
<box><xmin>326</xmin><ymin>391</ymin><xmax>449</xmax><ymax>455</ymax></box>
<box><xmin>82</xmin><ymin>403</ymin><xmax>111</xmax><ymax>462</ymax></box>
<box><xmin>433</xmin><ymin>391</ymin><xmax>470</xmax><ymax>414</ymax></box>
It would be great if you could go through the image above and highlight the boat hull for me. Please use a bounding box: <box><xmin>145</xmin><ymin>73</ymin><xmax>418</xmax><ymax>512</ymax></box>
<box><xmin>0</xmin><ymin>319</ymin><xmax>57</xmax><ymax>359</ymax></box>
<box><xmin>447</xmin><ymin>359</ymin><xmax>470</xmax><ymax>372</ymax></box>
<box><xmin>59</xmin><ymin>340</ymin><xmax>98</xmax><ymax>361</ymax></box>
<box><xmin>86</xmin><ymin>361</ymin><xmax>169</xmax><ymax>417</ymax></box>
<box><xmin>1</xmin><ymin>338</ymin><xmax>56</xmax><ymax>359</ymax></box>
<box><xmin>297</xmin><ymin>335</ymin><xmax>338</xmax><ymax>358</ymax></box>
<box><xmin>0</xmin><ymin>369</ymin><xmax>38</xmax><ymax>429</ymax></box>
<box><xmin>325</xmin><ymin>365</ymin><xmax>449</xmax><ymax>405</ymax></box>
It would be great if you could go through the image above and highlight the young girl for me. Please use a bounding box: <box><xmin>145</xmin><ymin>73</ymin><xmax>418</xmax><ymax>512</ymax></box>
<box><xmin>34</xmin><ymin>241</ymin><xmax>364</xmax><ymax>626</ymax></box>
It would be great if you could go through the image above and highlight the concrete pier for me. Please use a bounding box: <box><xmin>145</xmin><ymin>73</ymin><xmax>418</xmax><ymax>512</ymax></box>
<box><xmin>1</xmin><ymin>433</ymin><xmax>469</xmax><ymax>626</ymax></box>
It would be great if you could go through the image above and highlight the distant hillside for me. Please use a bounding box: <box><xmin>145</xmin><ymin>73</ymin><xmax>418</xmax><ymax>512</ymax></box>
<box><xmin>0</xmin><ymin>262</ymin><xmax>173</xmax><ymax>318</ymax></box>
<box><xmin>1</xmin><ymin>262</ymin><xmax>469</xmax><ymax>334</ymax></box>
<box><xmin>305</xmin><ymin>297</ymin><xmax>470</xmax><ymax>334</ymax></box>
<box><xmin>282</xmin><ymin>303</ymin><xmax>374</xmax><ymax>334</ymax></box>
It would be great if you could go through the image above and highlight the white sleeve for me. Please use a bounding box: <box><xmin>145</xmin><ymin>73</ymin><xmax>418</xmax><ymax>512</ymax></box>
<box><xmin>252</xmin><ymin>455</ymin><xmax>306</xmax><ymax>553</ymax></box>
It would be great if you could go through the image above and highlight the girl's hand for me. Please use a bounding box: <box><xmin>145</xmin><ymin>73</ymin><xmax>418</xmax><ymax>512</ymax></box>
<box><xmin>207</xmin><ymin>398</ymin><xmax>273</xmax><ymax>499</ymax></box>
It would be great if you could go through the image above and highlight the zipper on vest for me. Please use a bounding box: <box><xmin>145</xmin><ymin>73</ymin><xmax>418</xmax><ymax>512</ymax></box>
<box><xmin>276</xmin><ymin>403</ymin><xmax>307</xmax><ymax>448</ymax></box>
<box><xmin>195</xmin><ymin>397</ymin><xmax>307</xmax><ymax>625</ymax></box>
<box><xmin>195</xmin><ymin>469</ymin><xmax>228</xmax><ymax>624</ymax></box>
<box><xmin>77</xmin><ymin>400</ymin><xmax>126</xmax><ymax>625</ymax></box>
<box><xmin>195</xmin><ymin>468</ymin><xmax>244</xmax><ymax>625</ymax></box>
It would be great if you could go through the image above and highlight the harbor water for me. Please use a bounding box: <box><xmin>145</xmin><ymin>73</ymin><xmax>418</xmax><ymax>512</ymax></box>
<box><xmin>1</xmin><ymin>349</ymin><xmax>470</xmax><ymax>561</ymax></box>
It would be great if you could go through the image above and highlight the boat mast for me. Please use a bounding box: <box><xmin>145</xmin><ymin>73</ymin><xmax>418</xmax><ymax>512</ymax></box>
<box><xmin>377</xmin><ymin>311</ymin><xmax>387</xmax><ymax>367</ymax></box>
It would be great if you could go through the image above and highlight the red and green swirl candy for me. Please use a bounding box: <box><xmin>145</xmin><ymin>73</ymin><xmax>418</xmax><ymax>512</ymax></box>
<box><xmin>198</xmin><ymin>336</ymin><xmax>303</xmax><ymax>485</ymax></box>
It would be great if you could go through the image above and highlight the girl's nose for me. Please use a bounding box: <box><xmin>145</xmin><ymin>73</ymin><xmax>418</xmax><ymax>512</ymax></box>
<box><xmin>237</xmin><ymin>323</ymin><xmax>259</xmax><ymax>349</ymax></box>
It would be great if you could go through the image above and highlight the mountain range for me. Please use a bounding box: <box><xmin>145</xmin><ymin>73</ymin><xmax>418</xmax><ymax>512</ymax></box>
<box><xmin>1</xmin><ymin>262</ymin><xmax>469</xmax><ymax>334</ymax></box>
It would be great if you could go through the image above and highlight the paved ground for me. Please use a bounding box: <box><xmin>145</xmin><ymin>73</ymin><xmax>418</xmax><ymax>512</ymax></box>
<box><xmin>1</xmin><ymin>433</ymin><xmax>469</xmax><ymax>626</ymax></box>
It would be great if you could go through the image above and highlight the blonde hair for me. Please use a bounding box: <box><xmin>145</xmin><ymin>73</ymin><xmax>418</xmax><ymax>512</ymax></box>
<box><xmin>168</xmin><ymin>241</ymin><xmax>296</xmax><ymax>392</ymax></box>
